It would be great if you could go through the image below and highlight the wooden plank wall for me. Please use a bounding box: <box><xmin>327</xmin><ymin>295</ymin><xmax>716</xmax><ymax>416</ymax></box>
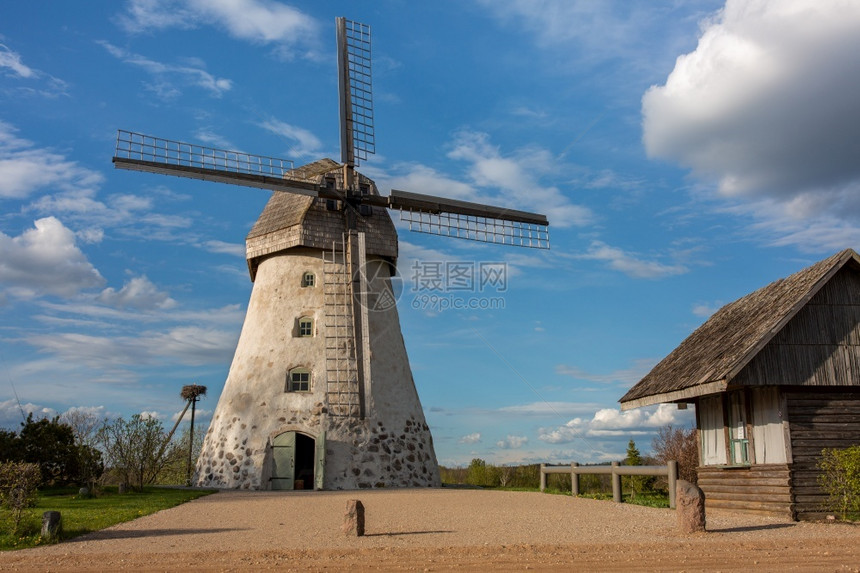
<box><xmin>786</xmin><ymin>388</ymin><xmax>860</xmax><ymax>520</ymax></box>
<box><xmin>734</xmin><ymin>266</ymin><xmax>860</xmax><ymax>388</ymax></box>
<box><xmin>696</xmin><ymin>464</ymin><xmax>793</xmax><ymax>518</ymax></box>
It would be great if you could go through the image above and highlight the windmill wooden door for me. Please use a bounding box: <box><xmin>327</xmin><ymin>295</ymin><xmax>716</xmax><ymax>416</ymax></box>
<box><xmin>272</xmin><ymin>431</ymin><xmax>322</xmax><ymax>490</ymax></box>
<box><xmin>271</xmin><ymin>432</ymin><xmax>296</xmax><ymax>490</ymax></box>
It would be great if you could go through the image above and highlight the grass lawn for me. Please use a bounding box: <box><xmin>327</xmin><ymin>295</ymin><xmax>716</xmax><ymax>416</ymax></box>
<box><xmin>1</xmin><ymin>486</ymin><xmax>215</xmax><ymax>551</ymax></box>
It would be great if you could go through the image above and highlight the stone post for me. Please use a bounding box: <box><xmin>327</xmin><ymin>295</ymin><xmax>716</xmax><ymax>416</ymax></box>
<box><xmin>41</xmin><ymin>511</ymin><xmax>62</xmax><ymax>542</ymax></box>
<box><xmin>343</xmin><ymin>499</ymin><xmax>365</xmax><ymax>536</ymax></box>
<box><xmin>676</xmin><ymin>479</ymin><xmax>706</xmax><ymax>534</ymax></box>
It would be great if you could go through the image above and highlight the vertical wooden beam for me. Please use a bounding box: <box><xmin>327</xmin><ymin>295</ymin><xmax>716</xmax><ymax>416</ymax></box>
<box><xmin>611</xmin><ymin>461</ymin><xmax>622</xmax><ymax>503</ymax></box>
<box><xmin>668</xmin><ymin>460</ymin><xmax>678</xmax><ymax>509</ymax></box>
<box><xmin>539</xmin><ymin>464</ymin><xmax>546</xmax><ymax>492</ymax></box>
<box><xmin>570</xmin><ymin>462</ymin><xmax>579</xmax><ymax>496</ymax></box>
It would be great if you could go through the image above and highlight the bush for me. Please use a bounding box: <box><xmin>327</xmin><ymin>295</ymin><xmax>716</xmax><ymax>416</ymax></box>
<box><xmin>652</xmin><ymin>425</ymin><xmax>699</xmax><ymax>486</ymax></box>
<box><xmin>0</xmin><ymin>461</ymin><xmax>41</xmax><ymax>533</ymax></box>
<box><xmin>818</xmin><ymin>445</ymin><xmax>860</xmax><ymax>521</ymax></box>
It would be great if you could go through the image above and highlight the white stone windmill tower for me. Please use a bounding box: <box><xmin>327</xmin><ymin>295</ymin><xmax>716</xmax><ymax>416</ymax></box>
<box><xmin>112</xmin><ymin>18</ymin><xmax>549</xmax><ymax>490</ymax></box>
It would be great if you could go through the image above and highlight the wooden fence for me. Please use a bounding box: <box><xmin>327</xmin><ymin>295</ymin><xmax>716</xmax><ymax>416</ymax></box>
<box><xmin>540</xmin><ymin>461</ymin><xmax>679</xmax><ymax>509</ymax></box>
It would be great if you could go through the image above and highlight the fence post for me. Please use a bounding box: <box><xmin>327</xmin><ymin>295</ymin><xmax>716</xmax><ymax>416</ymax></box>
<box><xmin>570</xmin><ymin>462</ymin><xmax>579</xmax><ymax>496</ymax></box>
<box><xmin>539</xmin><ymin>463</ymin><xmax>546</xmax><ymax>492</ymax></box>
<box><xmin>668</xmin><ymin>460</ymin><xmax>678</xmax><ymax>509</ymax></box>
<box><xmin>611</xmin><ymin>461</ymin><xmax>622</xmax><ymax>503</ymax></box>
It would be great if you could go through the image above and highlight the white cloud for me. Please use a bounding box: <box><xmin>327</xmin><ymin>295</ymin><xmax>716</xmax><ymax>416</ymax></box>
<box><xmin>496</xmin><ymin>435</ymin><xmax>528</xmax><ymax>449</ymax></box>
<box><xmin>691</xmin><ymin>301</ymin><xmax>722</xmax><ymax>318</ymax></box>
<box><xmin>118</xmin><ymin>0</ymin><xmax>319</xmax><ymax>58</ymax></box>
<box><xmin>538</xmin><ymin>404</ymin><xmax>690</xmax><ymax>444</ymax></box>
<box><xmin>0</xmin><ymin>121</ymin><xmax>104</xmax><ymax>200</ymax></box>
<box><xmin>477</xmin><ymin>0</ymin><xmax>715</xmax><ymax>75</ymax></box>
<box><xmin>497</xmin><ymin>401</ymin><xmax>603</xmax><ymax>417</ymax></box>
<box><xmin>97</xmin><ymin>276</ymin><xmax>177</xmax><ymax>311</ymax></box>
<box><xmin>203</xmin><ymin>240</ymin><xmax>245</xmax><ymax>257</ymax></box>
<box><xmin>579</xmin><ymin>241</ymin><xmax>688</xmax><ymax>279</ymax></box>
<box><xmin>643</xmin><ymin>0</ymin><xmax>860</xmax><ymax>227</ymax></box>
<box><xmin>257</xmin><ymin>118</ymin><xmax>323</xmax><ymax>158</ymax></box>
<box><xmin>25</xmin><ymin>325</ymin><xmax>238</xmax><ymax>369</ymax></box>
<box><xmin>556</xmin><ymin>358</ymin><xmax>657</xmax><ymax>386</ymax></box>
<box><xmin>0</xmin><ymin>399</ymin><xmax>56</xmax><ymax>429</ymax></box>
<box><xmin>458</xmin><ymin>432</ymin><xmax>482</xmax><ymax>444</ymax></box>
<box><xmin>99</xmin><ymin>41</ymin><xmax>232</xmax><ymax>98</ymax></box>
<box><xmin>0</xmin><ymin>217</ymin><xmax>105</xmax><ymax>299</ymax></box>
<box><xmin>0</xmin><ymin>44</ymin><xmax>36</xmax><ymax>78</ymax></box>
<box><xmin>447</xmin><ymin>131</ymin><xmax>592</xmax><ymax>228</ymax></box>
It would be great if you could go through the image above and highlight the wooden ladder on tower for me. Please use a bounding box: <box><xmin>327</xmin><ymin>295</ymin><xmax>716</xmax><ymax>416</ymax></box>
<box><xmin>323</xmin><ymin>234</ymin><xmax>361</xmax><ymax>417</ymax></box>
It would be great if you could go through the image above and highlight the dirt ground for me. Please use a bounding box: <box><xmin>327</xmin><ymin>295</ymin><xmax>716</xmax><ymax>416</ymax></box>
<box><xmin>2</xmin><ymin>488</ymin><xmax>859</xmax><ymax>572</ymax></box>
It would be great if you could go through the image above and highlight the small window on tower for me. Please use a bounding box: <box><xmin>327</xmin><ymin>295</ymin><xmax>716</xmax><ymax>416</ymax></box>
<box><xmin>287</xmin><ymin>368</ymin><xmax>311</xmax><ymax>392</ymax></box>
<box><xmin>324</xmin><ymin>176</ymin><xmax>336</xmax><ymax>189</ymax></box>
<box><xmin>302</xmin><ymin>272</ymin><xmax>315</xmax><ymax>287</ymax></box>
<box><xmin>359</xmin><ymin>183</ymin><xmax>370</xmax><ymax>195</ymax></box>
<box><xmin>298</xmin><ymin>317</ymin><xmax>314</xmax><ymax>337</ymax></box>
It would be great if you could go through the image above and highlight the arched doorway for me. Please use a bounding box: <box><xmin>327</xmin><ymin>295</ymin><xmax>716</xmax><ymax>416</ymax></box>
<box><xmin>271</xmin><ymin>431</ymin><xmax>325</xmax><ymax>490</ymax></box>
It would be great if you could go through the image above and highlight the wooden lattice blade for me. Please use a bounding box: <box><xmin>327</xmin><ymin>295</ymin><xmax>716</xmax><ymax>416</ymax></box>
<box><xmin>388</xmin><ymin>189</ymin><xmax>550</xmax><ymax>250</ymax></box>
<box><xmin>113</xmin><ymin>157</ymin><xmax>321</xmax><ymax>198</ymax></box>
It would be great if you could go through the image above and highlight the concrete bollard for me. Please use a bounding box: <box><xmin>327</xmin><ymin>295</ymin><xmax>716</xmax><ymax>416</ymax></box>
<box><xmin>41</xmin><ymin>511</ymin><xmax>62</xmax><ymax>542</ymax></box>
<box><xmin>342</xmin><ymin>499</ymin><xmax>365</xmax><ymax>537</ymax></box>
<box><xmin>676</xmin><ymin>480</ymin><xmax>706</xmax><ymax>534</ymax></box>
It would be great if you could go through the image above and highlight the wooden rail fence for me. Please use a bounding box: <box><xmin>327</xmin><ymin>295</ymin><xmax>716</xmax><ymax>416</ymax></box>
<box><xmin>540</xmin><ymin>461</ymin><xmax>679</xmax><ymax>509</ymax></box>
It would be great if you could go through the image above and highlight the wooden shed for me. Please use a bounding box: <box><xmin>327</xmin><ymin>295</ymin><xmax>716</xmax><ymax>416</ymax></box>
<box><xmin>620</xmin><ymin>249</ymin><xmax>860</xmax><ymax>520</ymax></box>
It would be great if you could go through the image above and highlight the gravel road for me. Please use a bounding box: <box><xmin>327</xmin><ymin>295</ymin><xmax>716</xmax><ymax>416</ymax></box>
<box><xmin>3</xmin><ymin>488</ymin><xmax>859</xmax><ymax>571</ymax></box>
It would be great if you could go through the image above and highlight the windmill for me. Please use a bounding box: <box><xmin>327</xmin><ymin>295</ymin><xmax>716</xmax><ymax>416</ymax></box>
<box><xmin>112</xmin><ymin>18</ymin><xmax>549</xmax><ymax>491</ymax></box>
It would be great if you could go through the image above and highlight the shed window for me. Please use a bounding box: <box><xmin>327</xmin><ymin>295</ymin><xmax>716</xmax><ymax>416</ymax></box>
<box><xmin>287</xmin><ymin>368</ymin><xmax>311</xmax><ymax>392</ymax></box>
<box><xmin>302</xmin><ymin>272</ymin><xmax>315</xmax><ymax>287</ymax></box>
<box><xmin>298</xmin><ymin>317</ymin><xmax>313</xmax><ymax>337</ymax></box>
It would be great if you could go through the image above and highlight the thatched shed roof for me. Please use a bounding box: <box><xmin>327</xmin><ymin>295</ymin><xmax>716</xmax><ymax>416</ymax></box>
<box><xmin>620</xmin><ymin>249</ymin><xmax>860</xmax><ymax>410</ymax></box>
<box><xmin>245</xmin><ymin>159</ymin><xmax>398</xmax><ymax>280</ymax></box>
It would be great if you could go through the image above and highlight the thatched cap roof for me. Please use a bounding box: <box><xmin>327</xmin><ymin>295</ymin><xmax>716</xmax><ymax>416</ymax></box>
<box><xmin>620</xmin><ymin>248</ymin><xmax>860</xmax><ymax>410</ymax></box>
<box><xmin>245</xmin><ymin>159</ymin><xmax>398</xmax><ymax>280</ymax></box>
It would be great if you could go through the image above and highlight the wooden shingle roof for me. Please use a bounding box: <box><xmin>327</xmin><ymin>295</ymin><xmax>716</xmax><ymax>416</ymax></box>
<box><xmin>620</xmin><ymin>249</ymin><xmax>860</xmax><ymax>410</ymax></box>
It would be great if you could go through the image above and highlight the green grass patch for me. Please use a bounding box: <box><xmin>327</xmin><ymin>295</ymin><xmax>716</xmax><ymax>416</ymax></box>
<box><xmin>1</xmin><ymin>486</ymin><xmax>215</xmax><ymax>551</ymax></box>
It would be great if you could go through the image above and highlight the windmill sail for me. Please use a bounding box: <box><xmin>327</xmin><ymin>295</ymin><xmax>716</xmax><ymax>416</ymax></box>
<box><xmin>388</xmin><ymin>189</ymin><xmax>550</xmax><ymax>249</ymax></box>
<box><xmin>112</xmin><ymin>130</ymin><xmax>319</xmax><ymax>197</ymax></box>
<box><xmin>337</xmin><ymin>17</ymin><xmax>375</xmax><ymax>168</ymax></box>
<box><xmin>113</xmin><ymin>130</ymin><xmax>550</xmax><ymax>249</ymax></box>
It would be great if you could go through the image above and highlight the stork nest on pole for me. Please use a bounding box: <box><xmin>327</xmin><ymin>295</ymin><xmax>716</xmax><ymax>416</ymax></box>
<box><xmin>180</xmin><ymin>384</ymin><xmax>207</xmax><ymax>401</ymax></box>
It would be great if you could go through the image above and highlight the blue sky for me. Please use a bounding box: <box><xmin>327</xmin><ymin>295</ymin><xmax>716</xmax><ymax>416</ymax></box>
<box><xmin>2</xmin><ymin>0</ymin><xmax>859</xmax><ymax>467</ymax></box>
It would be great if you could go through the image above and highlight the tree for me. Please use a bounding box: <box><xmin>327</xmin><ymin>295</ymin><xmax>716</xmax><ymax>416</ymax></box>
<box><xmin>158</xmin><ymin>426</ymin><xmax>205</xmax><ymax>485</ymax></box>
<box><xmin>97</xmin><ymin>415</ymin><xmax>179</xmax><ymax>491</ymax></box>
<box><xmin>652</xmin><ymin>425</ymin><xmax>699</xmax><ymax>485</ymax></box>
<box><xmin>60</xmin><ymin>408</ymin><xmax>104</xmax><ymax>449</ymax></box>
<box><xmin>623</xmin><ymin>439</ymin><xmax>653</xmax><ymax>499</ymax></box>
<box><xmin>0</xmin><ymin>428</ymin><xmax>21</xmax><ymax>462</ymax></box>
<box><xmin>18</xmin><ymin>414</ymin><xmax>80</xmax><ymax>485</ymax></box>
